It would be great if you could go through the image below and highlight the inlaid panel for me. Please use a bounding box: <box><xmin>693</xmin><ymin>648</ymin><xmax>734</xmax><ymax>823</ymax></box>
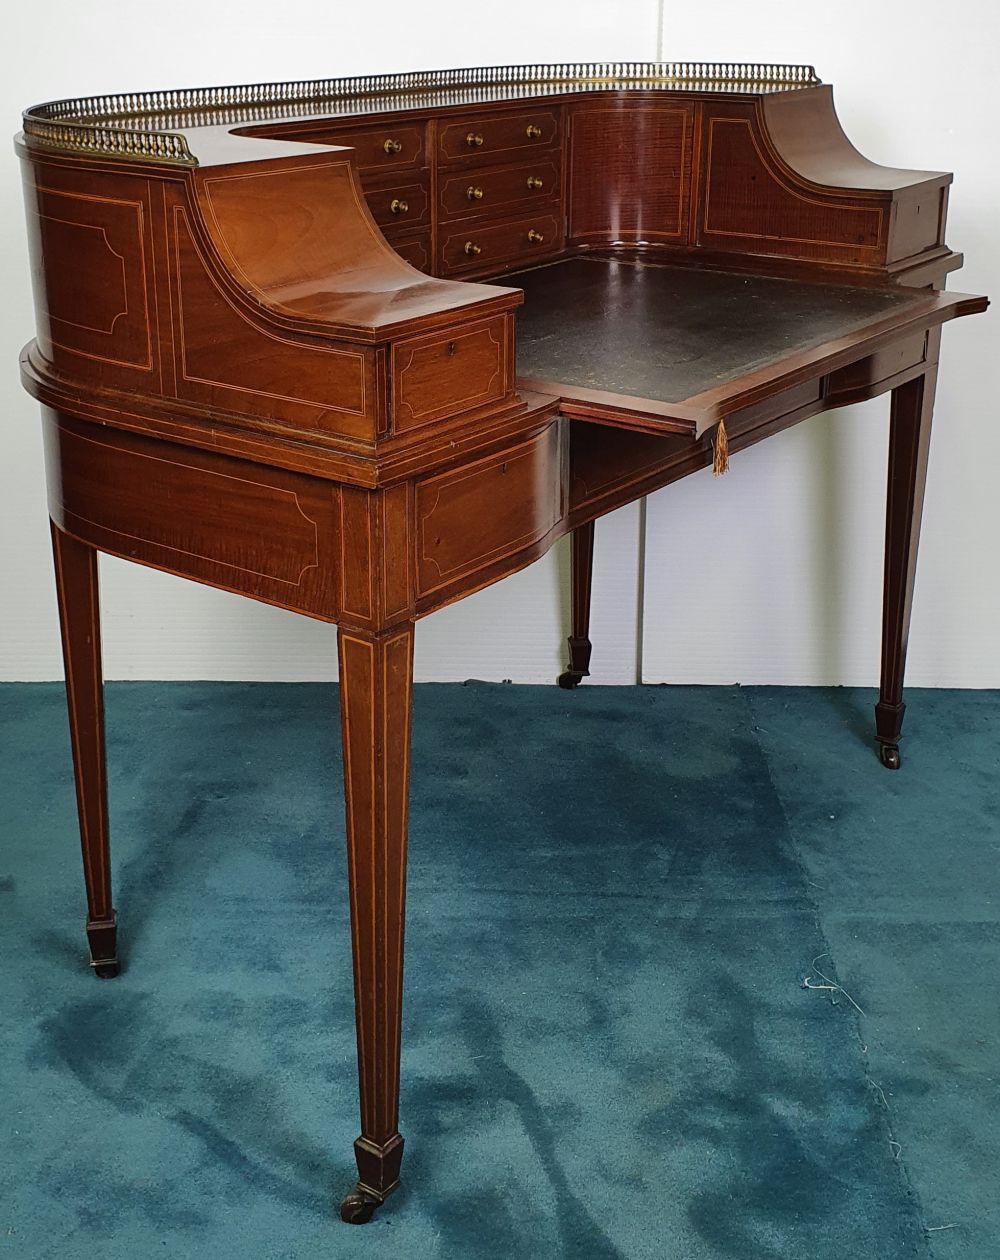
<box><xmin>391</xmin><ymin>315</ymin><xmax>511</xmax><ymax>432</ymax></box>
<box><xmin>568</xmin><ymin>104</ymin><xmax>694</xmax><ymax>245</ymax></box>
<box><xmin>44</xmin><ymin>413</ymin><xmax>340</xmax><ymax>618</ymax></box>
<box><xmin>700</xmin><ymin>115</ymin><xmax>884</xmax><ymax>264</ymax></box>
<box><xmin>170</xmin><ymin>207</ymin><xmax>376</xmax><ymax>439</ymax></box>
<box><xmin>22</xmin><ymin>172</ymin><xmax>154</xmax><ymax>385</ymax></box>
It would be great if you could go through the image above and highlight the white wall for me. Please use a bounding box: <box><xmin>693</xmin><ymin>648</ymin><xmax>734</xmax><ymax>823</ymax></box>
<box><xmin>1</xmin><ymin>2</ymin><xmax>995</xmax><ymax>685</ymax></box>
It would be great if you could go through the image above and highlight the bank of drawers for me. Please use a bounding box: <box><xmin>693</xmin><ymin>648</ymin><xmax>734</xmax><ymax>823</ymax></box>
<box><xmin>317</xmin><ymin>107</ymin><xmax>565</xmax><ymax>277</ymax></box>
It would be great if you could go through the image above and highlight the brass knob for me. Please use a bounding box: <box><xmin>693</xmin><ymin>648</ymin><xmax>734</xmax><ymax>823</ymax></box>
<box><xmin>390</xmin><ymin>198</ymin><xmax>408</xmax><ymax>215</ymax></box>
<box><xmin>466</xmin><ymin>185</ymin><xmax>484</xmax><ymax>201</ymax></box>
<box><xmin>526</xmin><ymin>176</ymin><xmax>543</xmax><ymax>190</ymax></box>
<box><xmin>526</xmin><ymin>124</ymin><xmax>542</xmax><ymax>139</ymax></box>
<box><xmin>464</xmin><ymin>241</ymin><xmax>482</xmax><ymax>256</ymax></box>
<box><xmin>466</xmin><ymin>132</ymin><xmax>484</xmax><ymax>147</ymax></box>
<box><xmin>383</xmin><ymin>138</ymin><xmax>402</xmax><ymax>154</ymax></box>
<box><xmin>527</xmin><ymin>229</ymin><xmax>545</xmax><ymax>244</ymax></box>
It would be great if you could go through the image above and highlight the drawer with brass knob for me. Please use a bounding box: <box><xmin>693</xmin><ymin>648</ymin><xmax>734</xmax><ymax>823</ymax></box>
<box><xmin>438</xmin><ymin>211</ymin><xmax>563</xmax><ymax>275</ymax></box>
<box><xmin>363</xmin><ymin>173</ymin><xmax>431</xmax><ymax>231</ymax></box>
<box><xmin>439</xmin><ymin>157</ymin><xmax>562</xmax><ymax>221</ymax></box>
<box><xmin>271</xmin><ymin>120</ymin><xmax>427</xmax><ymax>173</ymax></box>
<box><xmin>438</xmin><ymin>109</ymin><xmax>561</xmax><ymax>165</ymax></box>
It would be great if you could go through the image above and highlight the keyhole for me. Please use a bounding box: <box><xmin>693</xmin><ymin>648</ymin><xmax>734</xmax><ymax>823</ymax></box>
<box><xmin>447</xmin><ymin>342</ymin><xmax>456</xmax><ymax>356</ymax></box>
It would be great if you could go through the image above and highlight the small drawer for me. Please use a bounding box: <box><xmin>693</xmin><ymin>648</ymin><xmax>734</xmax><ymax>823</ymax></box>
<box><xmin>438</xmin><ymin>212</ymin><xmax>563</xmax><ymax>276</ymax></box>
<box><xmin>439</xmin><ymin>156</ymin><xmax>562</xmax><ymax>221</ymax></box>
<box><xmin>391</xmin><ymin>315</ymin><xmax>512</xmax><ymax>433</ymax></box>
<box><xmin>364</xmin><ymin>172</ymin><xmax>431</xmax><ymax>230</ymax></box>
<box><xmin>438</xmin><ymin>109</ymin><xmax>560</xmax><ymax>165</ymax></box>
<box><xmin>388</xmin><ymin>230</ymin><xmax>433</xmax><ymax>273</ymax></box>
<box><xmin>307</xmin><ymin>122</ymin><xmax>426</xmax><ymax>172</ymax></box>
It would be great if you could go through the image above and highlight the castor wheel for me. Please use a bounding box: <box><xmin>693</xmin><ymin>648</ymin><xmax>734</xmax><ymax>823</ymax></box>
<box><xmin>92</xmin><ymin>960</ymin><xmax>120</xmax><ymax>979</ymax></box>
<box><xmin>879</xmin><ymin>744</ymin><xmax>902</xmax><ymax>770</ymax></box>
<box><xmin>557</xmin><ymin>670</ymin><xmax>584</xmax><ymax>690</ymax></box>
<box><xmin>339</xmin><ymin>1185</ymin><xmax>382</xmax><ymax>1224</ymax></box>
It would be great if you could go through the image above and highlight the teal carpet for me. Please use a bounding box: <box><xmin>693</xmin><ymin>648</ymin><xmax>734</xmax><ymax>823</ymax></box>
<box><xmin>1</xmin><ymin>682</ymin><xmax>997</xmax><ymax>1259</ymax></box>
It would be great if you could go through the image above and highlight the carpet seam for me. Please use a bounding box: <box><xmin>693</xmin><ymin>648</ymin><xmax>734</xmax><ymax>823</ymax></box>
<box><xmin>741</xmin><ymin>685</ymin><xmax>935</xmax><ymax>1259</ymax></box>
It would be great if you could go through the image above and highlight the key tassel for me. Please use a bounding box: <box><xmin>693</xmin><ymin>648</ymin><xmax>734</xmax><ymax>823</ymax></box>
<box><xmin>712</xmin><ymin>418</ymin><xmax>729</xmax><ymax>477</ymax></box>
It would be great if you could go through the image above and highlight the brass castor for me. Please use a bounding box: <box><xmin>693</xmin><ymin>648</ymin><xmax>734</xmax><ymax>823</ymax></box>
<box><xmin>92</xmin><ymin>960</ymin><xmax>120</xmax><ymax>979</ymax></box>
<box><xmin>339</xmin><ymin>1185</ymin><xmax>382</xmax><ymax>1224</ymax></box>
<box><xmin>879</xmin><ymin>743</ymin><xmax>902</xmax><ymax>770</ymax></box>
<box><xmin>557</xmin><ymin>670</ymin><xmax>584</xmax><ymax>690</ymax></box>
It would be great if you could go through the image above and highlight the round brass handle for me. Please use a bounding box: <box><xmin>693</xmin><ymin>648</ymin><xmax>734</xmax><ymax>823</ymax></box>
<box><xmin>526</xmin><ymin>176</ymin><xmax>543</xmax><ymax>190</ymax></box>
<box><xmin>527</xmin><ymin>229</ymin><xmax>545</xmax><ymax>244</ymax></box>
<box><xmin>390</xmin><ymin>198</ymin><xmax>408</xmax><ymax>215</ymax></box>
<box><xmin>466</xmin><ymin>132</ymin><xmax>484</xmax><ymax>147</ymax></box>
<box><xmin>383</xmin><ymin>138</ymin><xmax>402</xmax><ymax>154</ymax></box>
<box><xmin>464</xmin><ymin>241</ymin><xmax>482</xmax><ymax>256</ymax></box>
<box><xmin>466</xmin><ymin>185</ymin><xmax>484</xmax><ymax>201</ymax></box>
<box><xmin>526</xmin><ymin>124</ymin><xmax>543</xmax><ymax>139</ymax></box>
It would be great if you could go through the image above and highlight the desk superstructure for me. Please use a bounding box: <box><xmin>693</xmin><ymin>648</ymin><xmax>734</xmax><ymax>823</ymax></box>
<box><xmin>16</xmin><ymin>63</ymin><xmax>987</xmax><ymax>1222</ymax></box>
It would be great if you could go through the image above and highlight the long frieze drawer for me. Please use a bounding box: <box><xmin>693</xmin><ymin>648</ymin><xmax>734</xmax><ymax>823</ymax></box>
<box><xmin>439</xmin><ymin>157</ymin><xmax>562</xmax><ymax>221</ymax></box>
<box><xmin>391</xmin><ymin>315</ymin><xmax>512</xmax><ymax>432</ymax></box>
<box><xmin>364</xmin><ymin>172</ymin><xmax>431</xmax><ymax>230</ymax></box>
<box><xmin>388</xmin><ymin>230</ymin><xmax>433</xmax><ymax>273</ymax></box>
<box><xmin>438</xmin><ymin>213</ymin><xmax>563</xmax><ymax>275</ymax></box>
<box><xmin>437</xmin><ymin>109</ymin><xmax>560</xmax><ymax>165</ymax></box>
<box><xmin>310</xmin><ymin>121</ymin><xmax>427</xmax><ymax>172</ymax></box>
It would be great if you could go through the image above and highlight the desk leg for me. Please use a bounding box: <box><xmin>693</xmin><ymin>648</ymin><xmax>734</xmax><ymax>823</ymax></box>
<box><xmin>337</xmin><ymin>623</ymin><xmax>414</xmax><ymax>1223</ymax></box>
<box><xmin>876</xmin><ymin>369</ymin><xmax>937</xmax><ymax>770</ymax></box>
<box><xmin>558</xmin><ymin>520</ymin><xmax>595</xmax><ymax>689</ymax></box>
<box><xmin>50</xmin><ymin>523</ymin><xmax>118</xmax><ymax>977</ymax></box>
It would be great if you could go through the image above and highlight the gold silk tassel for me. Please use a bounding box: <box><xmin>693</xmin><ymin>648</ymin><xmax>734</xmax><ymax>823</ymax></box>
<box><xmin>712</xmin><ymin>418</ymin><xmax>729</xmax><ymax>477</ymax></box>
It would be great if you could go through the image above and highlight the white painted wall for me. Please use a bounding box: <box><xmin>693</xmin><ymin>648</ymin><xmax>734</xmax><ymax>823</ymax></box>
<box><xmin>1</xmin><ymin>2</ymin><xmax>995</xmax><ymax>685</ymax></box>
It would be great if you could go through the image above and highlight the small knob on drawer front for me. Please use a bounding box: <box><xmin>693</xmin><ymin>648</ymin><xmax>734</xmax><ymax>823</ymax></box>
<box><xmin>466</xmin><ymin>132</ymin><xmax>484</xmax><ymax>147</ymax></box>
<box><xmin>466</xmin><ymin>185</ymin><xmax>484</xmax><ymax>201</ymax></box>
<box><xmin>526</xmin><ymin>176</ymin><xmax>543</xmax><ymax>190</ymax></box>
<box><xmin>389</xmin><ymin>198</ymin><xmax>409</xmax><ymax>215</ymax></box>
<box><xmin>464</xmin><ymin>241</ymin><xmax>482</xmax><ymax>256</ymax></box>
<box><xmin>525</xmin><ymin>124</ymin><xmax>542</xmax><ymax>139</ymax></box>
<box><xmin>527</xmin><ymin>229</ymin><xmax>545</xmax><ymax>244</ymax></box>
<box><xmin>383</xmin><ymin>138</ymin><xmax>402</xmax><ymax>154</ymax></box>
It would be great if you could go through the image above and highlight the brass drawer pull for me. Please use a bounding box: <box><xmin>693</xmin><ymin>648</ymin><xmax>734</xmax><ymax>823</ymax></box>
<box><xmin>466</xmin><ymin>132</ymin><xmax>484</xmax><ymax>147</ymax></box>
<box><xmin>526</xmin><ymin>176</ymin><xmax>543</xmax><ymax>190</ymax></box>
<box><xmin>464</xmin><ymin>241</ymin><xmax>482</xmax><ymax>256</ymax></box>
<box><xmin>389</xmin><ymin>198</ymin><xmax>409</xmax><ymax>215</ymax></box>
<box><xmin>383</xmin><ymin>138</ymin><xmax>402</xmax><ymax>154</ymax></box>
<box><xmin>525</xmin><ymin>124</ymin><xmax>543</xmax><ymax>139</ymax></box>
<box><xmin>466</xmin><ymin>185</ymin><xmax>484</xmax><ymax>201</ymax></box>
<box><xmin>527</xmin><ymin>228</ymin><xmax>545</xmax><ymax>244</ymax></box>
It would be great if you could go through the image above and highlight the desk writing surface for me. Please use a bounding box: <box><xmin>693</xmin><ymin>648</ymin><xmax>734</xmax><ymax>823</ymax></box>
<box><xmin>507</xmin><ymin>258</ymin><xmax>924</xmax><ymax>414</ymax></box>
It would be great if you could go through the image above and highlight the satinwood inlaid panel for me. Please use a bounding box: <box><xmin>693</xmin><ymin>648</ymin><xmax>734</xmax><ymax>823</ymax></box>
<box><xmin>43</xmin><ymin>412</ymin><xmax>340</xmax><ymax>618</ymax></box>
<box><xmin>414</xmin><ymin>421</ymin><xmax>563</xmax><ymax>597</ymax></box>
<box><xmin>170</xmin><ymin>207</ymin><xmax>376</xmax><ymax>439</ymax></box>
<box><xmin>568</xmin><ymin>103</ymin><xmax>694</xmax><ymax>245</ymax></box>
<box><xmin>21</xmin><ymin>168</ymin><xmax>155</xmax><ymax>390</ymax></box>
<box><xmin>700</xmin><ymin>115</ymin><xmax>883</xmax><ymax>264</ymax></box>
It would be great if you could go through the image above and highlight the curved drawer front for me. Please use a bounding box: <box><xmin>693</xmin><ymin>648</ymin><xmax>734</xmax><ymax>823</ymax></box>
<box><xmin>438</xmin><ymin>108</ymin><xmax>561</xmax><ymax>166</ymax></box>
<box><xmin>439</xmin><ymin>156</ymin><xmax>562</xmax><ymax>221</ymax></box>
<box><xmin>415</xmin><ymin>422</ymin><xmax>564</xmax><ymax>598</ymax></box>
<box><xmin>292</xmin><ymin>121</ymin><xmax>427</xmax><ymax>172</ymax></box>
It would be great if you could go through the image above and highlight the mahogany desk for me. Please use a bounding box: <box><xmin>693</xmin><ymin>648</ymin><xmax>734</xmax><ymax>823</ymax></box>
<box><xmin>15</xmin><ymin>62</ymin><xmax>987</xmax><ymax>1223</ymax></box>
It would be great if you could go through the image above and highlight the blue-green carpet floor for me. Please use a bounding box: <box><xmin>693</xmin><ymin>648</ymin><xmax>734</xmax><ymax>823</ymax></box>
<box><xmin>1</xmin><ymin>683</ymin><xmax>997</xmax><ymax>1259</ymax></box>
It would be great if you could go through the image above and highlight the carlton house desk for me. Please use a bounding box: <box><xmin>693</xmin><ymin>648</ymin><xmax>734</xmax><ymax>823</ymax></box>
<box><xmin>16</xmin><ymin>62</ymin><xmax>987</xmax><ymax>1222</ymax></box>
